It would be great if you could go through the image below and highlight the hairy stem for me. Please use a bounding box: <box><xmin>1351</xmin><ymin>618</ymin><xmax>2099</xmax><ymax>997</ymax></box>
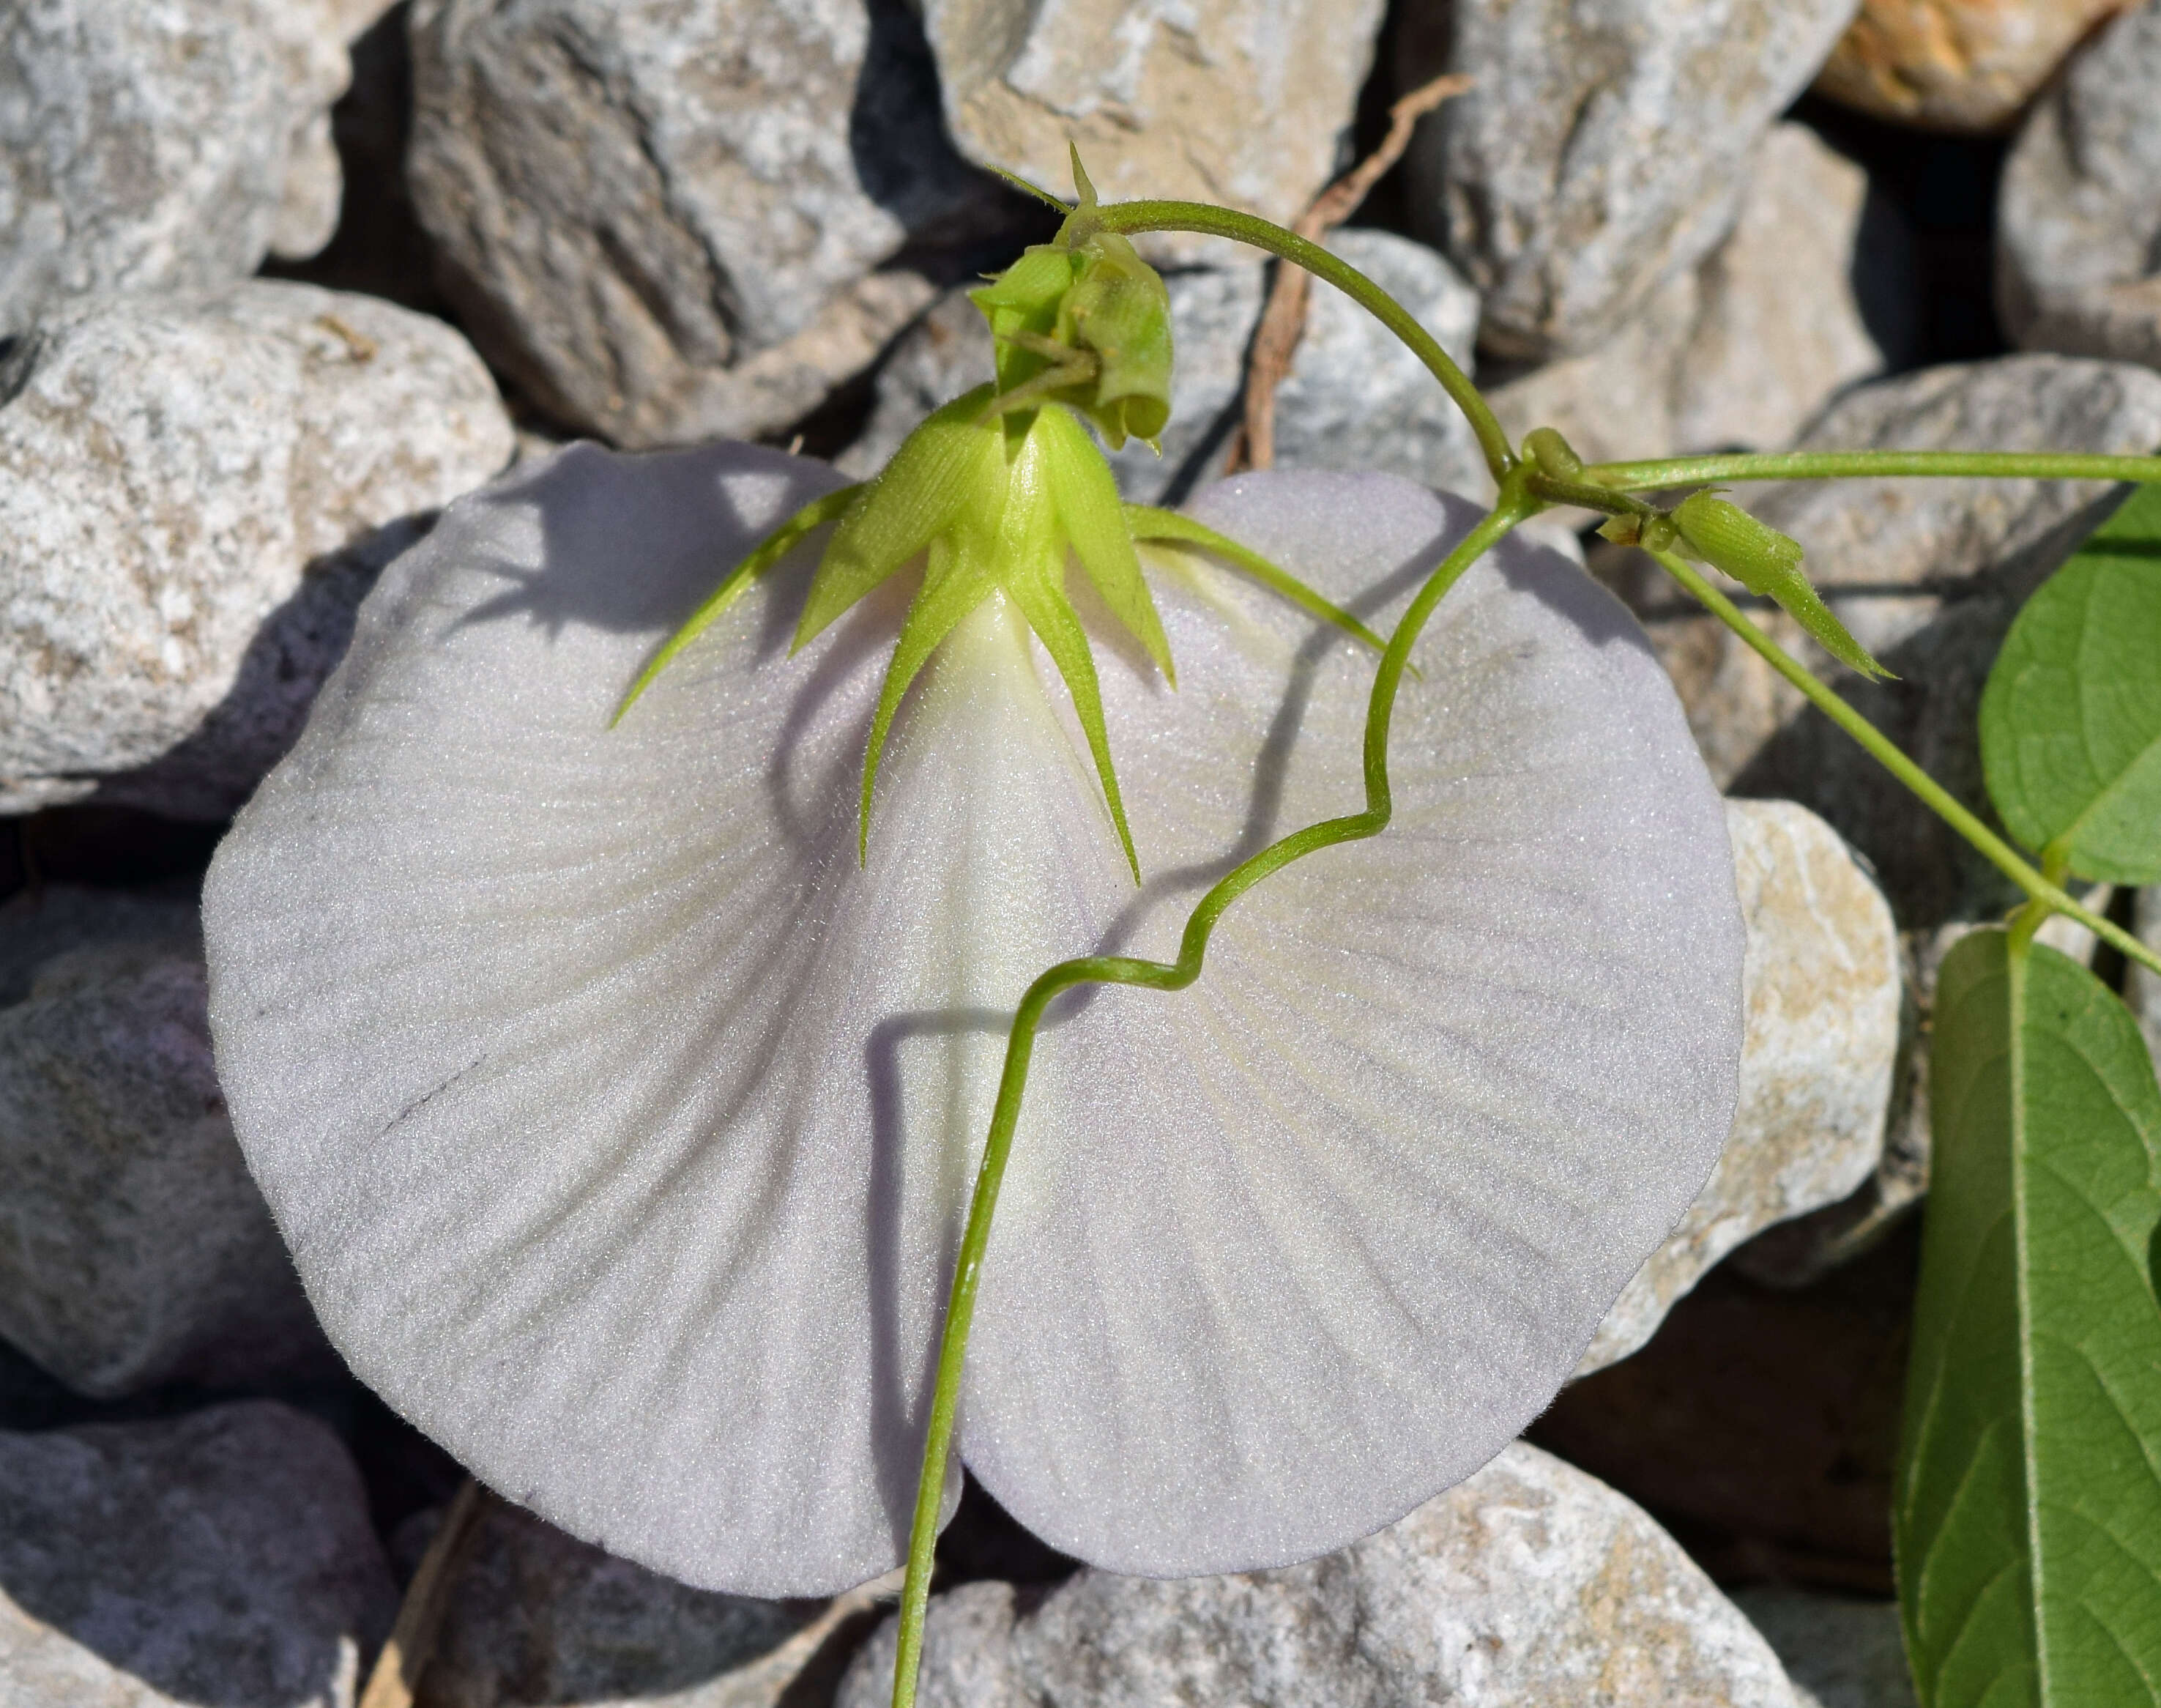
<box><xmin>1585</xmin><ymin>451</ymin><xmax>2161</xmax><ymax>491</ymax></box>
<box><xmin>1092</xmin><ymin>200</ymin><xmax>1514</xmax><ymax>484</ymax></box>
<box><xmin>887</xmin><ymin>496</ymin><xmax>1536</xmax><ymax>1708</ymax></box>
<box><xmin>1648</xmin><ymin>547</ymin><xmax>2161</xmax><ymax>978</ymax></box>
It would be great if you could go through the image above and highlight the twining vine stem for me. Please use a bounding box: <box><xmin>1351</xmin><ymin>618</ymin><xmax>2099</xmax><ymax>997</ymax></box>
<box><xmin>1090</xmin><ymin>199</ymin><xmax>1517</xmax><ymax>485</ymax></box>
<box><xmin>1586</xmin><ymin>451</ymin><xmax>2161</xmax><ymax>489</ymax></box>
<box><xmin>1645</xmin><ymin>548</ymin><xmax>2160</xmax><ymax>979</ymax></box>
<box><xmin>884</xmin><ymin>207</ymin><xmax>2161</xmax><ymax>1708</ymax></box>
<box><xmin>885</xmin><ymin>495</ymin><xmax>1536</xmax><ymax>1708</ymax></box>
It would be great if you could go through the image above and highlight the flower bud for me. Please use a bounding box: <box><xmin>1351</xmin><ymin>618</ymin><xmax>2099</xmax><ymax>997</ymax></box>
<box><xmin>1670</xmin><ymin>493</ymin><xmax>1802</xmax><ymax>591</ymax></box>
<box><xmin>1523</xmin><ymin>427</ymin><xmax>1583</xmax><ymax>479</ymax></box>
<box><xmin>967</xmin><ymin>149</ymin><xmax>1173</xmax><ymax>451</ymax></box>
<box><xmin>1670</xmin><ymin>492</ymin><xmax>1892</xmax><ymax>680</ymax></box>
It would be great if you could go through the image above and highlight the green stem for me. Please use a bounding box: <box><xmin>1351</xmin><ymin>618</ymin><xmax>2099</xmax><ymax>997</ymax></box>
<box><xmin>1584</xmin><ymin>452</ymin><xmax>2161</xmax><ymax>491</ymax></box>
<box><xmin>1648</xmin><ymin>546</ymin><xmax>2161</xmax><ymax>979</ymax></box>
<box><xmin>1092</xmin><ymin>199</ymin><xmax>1514</xmax><ymax>485</ymax></box>
<box><xmin>1522</xmin><ymin>473</ymin><xmax>1659</xmax><ymax>518</ymax></box>
<box><xmin>887</xmin><ymin>495</ymin><xmax>1536</xmax><ymax>1708</ymax></box>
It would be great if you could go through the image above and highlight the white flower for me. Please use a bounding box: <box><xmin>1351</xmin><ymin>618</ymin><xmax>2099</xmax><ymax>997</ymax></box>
<box><xmin>202</xmin><ymin>443</ymin><xmax>1743</xmax><ymax>1596</ymax></box>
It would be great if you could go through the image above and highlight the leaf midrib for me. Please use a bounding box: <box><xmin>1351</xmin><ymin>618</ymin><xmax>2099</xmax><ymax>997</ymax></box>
<box><xmin>2009</xmin><ymin>936</ymin><xmax>2053</xmax><ymax>1708</ymax></box>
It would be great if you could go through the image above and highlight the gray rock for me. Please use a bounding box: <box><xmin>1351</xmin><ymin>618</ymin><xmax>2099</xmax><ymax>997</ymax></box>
<box><xmin>838</xmin><ymin>1443</ymin><xmax>1801</xmax><ymax>1708</ymax></box>
<box><xmin>1491</xmin><ymin>123</ymin><xmax>1907</xmax><ymax>467</ymax></box>
<box><xmin>0</xmin><ymin>888</ymin><xmax>329</xmax><ymax>1397</ymax></box>
<box><xmin>843</xmin><ymin>228</ymin><xmax>1486</xmax><ymax>507</ymax></box>
<box><xmin>1609</xmin><ymin>354</ymin><xmax>2161</xmax><ymax>927</ymax></box>
<box><xmin>0</xmin><ymin>280</ymin><xmax>514</xmax><ymax>818</ymax></box>
<box><xmin>0</xmin><ymin>1</ymin><xmax>368</xmax><ymax>332</ymax></box>
<box><xmin>413</xmin><ymin>1497</ymin><xmax>892</xmax><ymax>1707</ymax></box>
<box><xmin>1998</xmin><ymin>2</ymin><xmax>2161</xmax><ymax>369</ymax></box>
<box><xmin>406</xmin><ymin>0</ymin><xmax>1012</xmax><ymax>446</ymax></box>
<box><xmin>920</xmin><ymin>0</ymin><xmax>1385</xmax><ymax>267</ymax></box>
<box><xmin>1577</xmin><ymin>801</ymin><xmax>1897</xmax><ymax>1375</ymax></box>
<box><xmin>1731</xmin><ymin>1589</ymin><xmax>1916</xmax><ymax>1708</ymax></box>
<box><xmin>0</xmin><ymin>1402</ymin><xmax>394</xmax><ymax>1708</ymax></box>
<box><xmin>1398</xmin><ymin>0</ymin><xmax>1859</xmax><ymax>361</ymax></box>
<box><xmin>0</xmin><ymin>885</ymin><xmax>199</xmax><ymax>1009</ymax></box>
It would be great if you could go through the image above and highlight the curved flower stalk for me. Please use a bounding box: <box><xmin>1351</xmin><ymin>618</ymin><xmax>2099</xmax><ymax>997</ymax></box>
<box><xmin>201</xmin><ymin>437</ymin><xmax>1746</xmax><ymax>1595</ymax></box>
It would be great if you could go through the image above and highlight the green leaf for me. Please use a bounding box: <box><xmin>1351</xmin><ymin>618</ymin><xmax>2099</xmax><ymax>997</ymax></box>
<box><xmin>1980</xmin><ymin>482</ymin><xmax>2161</xmax><ymax>884</ymax></box>
<box><xmin>1897</xmin><ymin>928</ymin><xmax>2161</xmax><ymax>1707</ymax></box>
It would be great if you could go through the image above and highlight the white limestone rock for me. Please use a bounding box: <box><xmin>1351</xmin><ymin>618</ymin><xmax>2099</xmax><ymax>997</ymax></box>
<box><xmin>411</xmin><ymin>1496</ymin><xmax>896</xmax><ymax>1707</ymax></box>
<box><xmin>918</xmin><ymin>0</ymin><xmax>1386</xmax><ymax>267</ymax></box>
<box><xmin>1998</xmin><ymin>1</ymin><xmax>2161</xmax><ymax>370</ymax></box>
<box><xmin>837</xmin><ymin>1443</ymin><xmax>1803</xmax><ymax>1708</ymax></box>
<box><xmin>0</xmin><ymin>280</ymin><xmax>514</xmax><ymax>817</ymax></box>
<box><xmin>406</xmin><ymin>0</ymin><xmax>1013</xmax><ymax>445</ymax></box>
<box><xmin>1490</xmin><ymin>123</ymin><xmax>1907</xmax><ymax>467</ymax></box>
<box><xmin>1577</xmin><ymin>801</ymin><xmax>1899</xmax><ymax>1375</ymax></box>
<box><xmin>0</xmin><ymin>0</ymin><xmax>373</xmax><ymax>330</ymax></box>
<box><xmin>1397</xmin><ymin>0</ymin><xmax>1860</xmax><ymax>360</ymax></box>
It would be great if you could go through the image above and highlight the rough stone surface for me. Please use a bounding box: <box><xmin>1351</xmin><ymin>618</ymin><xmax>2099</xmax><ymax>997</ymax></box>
<box><xmin>1997</xmin><ymin>1</ymin><xmax>2161</xmax><ymax>369</ymax></box>
<box><xmin>0</xmin><ymin>887</ymin><xmax>330</xmax><ymax>1397</ymax></box>
<box><xmin>1607</xmin><ymin>355</ymin><xmax>2161</xmax><ymax>927</ymax></box>
<box><xmin>0</xmin><ymin>1403</ymin><xmax>394</xmax><ymax>1708</ymax></box>
<box><xmin>838</xmin><ymin>1443</ymin><xmax>1801</xmax><ymax>1707</ymax></box>
<box><xmin>1815</xmin><ymin>0</ymin><xmax>2131</xmax><ymax>135</ymax></box>
<box><xmin>919</xmin><ymin>0</ymin><xmax>1385</xmax><ymax>267</ymax></box>
<box><xmin>0</xmin><ymin>280</ymin><xmax>514</xmax><ymax>818</ymax></box>
<box><xmin>1492</xmin><ymin>123</ymin><xmax>1906</xmax><ymax>467</ymax></box>
<box><xmin>844</xmin><ymin>228</ymin><xmax>1485</xmax><ymax>508</ymax></box>
<box><xmin>406</xmin><ymin>0</ymin><xmax>1018</xmax><ymax>446</ymax></box>
<box><xmin>1577</xmin><ymin>801</ymin><xmax>1898</xmax><ymax>1375</ymax></box>
<box><xmin>412</xmin><ymin>1497</ymin><xmax>888</xmax><ymax>1708</ymax></box>
<box><xmin>0</xmin><ymin>0</ymin><xmax>368</xmax><ymax>332</ymax></box>
<box><xmin>0</xmin><ymin>885</ymin><xmax>200</xmax><ymax>1008</ymax></box>
<box><xmin>1732</xmin><ymin>1589</ymin><xmax>1916</xmax><ymax>1708</ymax></box>
<box><xmin>1735</xmin><ymin>926</ymin><xmax>1939</xmax><ymax>1288</ymax></box>
<box><xmin>1398</xmin><ymin>0</ymin><xmax>1860</xmax><ymax>361</ymax></box>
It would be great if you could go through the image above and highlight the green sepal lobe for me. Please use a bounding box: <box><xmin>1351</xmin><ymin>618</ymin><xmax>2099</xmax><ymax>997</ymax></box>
<box><xmin>1124</xmin><ymin>505</ymin><xmax>1391</xmax><ymax>661</ymax></box>
<box><xmin>796</xmin><ymin>391</ymin><xmax>1003</xmax><ymax>650</ymax></box>
<box><xmin>613</xmin><ymin>483</ymin><xmax>863</xmax><ymax>726</ymax></box>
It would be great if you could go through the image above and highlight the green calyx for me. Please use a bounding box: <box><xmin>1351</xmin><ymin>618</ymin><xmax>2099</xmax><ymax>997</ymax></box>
<box><xmin>802</xmin><ymin>387</ymin><xmax>1169</xmax><ymax>882</ymax></box>
<box><xmin>970</xmin><ymin>148</ymin><xmax>1172</xmax><ymax>451</ymax></box>
<box><xmin>614</xmin><ymin>402</ymin><xmax>1388</xmax><ymax>888</ymax></box>
<box><xmin>616</xmin><ymin>150</ymin><xmax>1395</xmax><ymax>888</ymax></box>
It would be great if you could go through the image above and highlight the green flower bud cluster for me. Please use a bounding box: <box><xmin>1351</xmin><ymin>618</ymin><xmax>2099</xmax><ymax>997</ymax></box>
<box><xmin>971</xmin><ymin>150</ymin><xmax>1173</xmax><ymax>451</ymax></box>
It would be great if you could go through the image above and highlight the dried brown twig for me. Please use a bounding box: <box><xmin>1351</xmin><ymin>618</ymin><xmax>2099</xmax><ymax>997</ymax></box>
<box><xmin>357</xmin><ymin>1479</ymin><xmax>487</xmax><ymax>1708</ymax></box>
<box><xmin>1224</xmin><ymin>72</ymin><xmax>1473</xmax><ymax>475</ymax></box>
